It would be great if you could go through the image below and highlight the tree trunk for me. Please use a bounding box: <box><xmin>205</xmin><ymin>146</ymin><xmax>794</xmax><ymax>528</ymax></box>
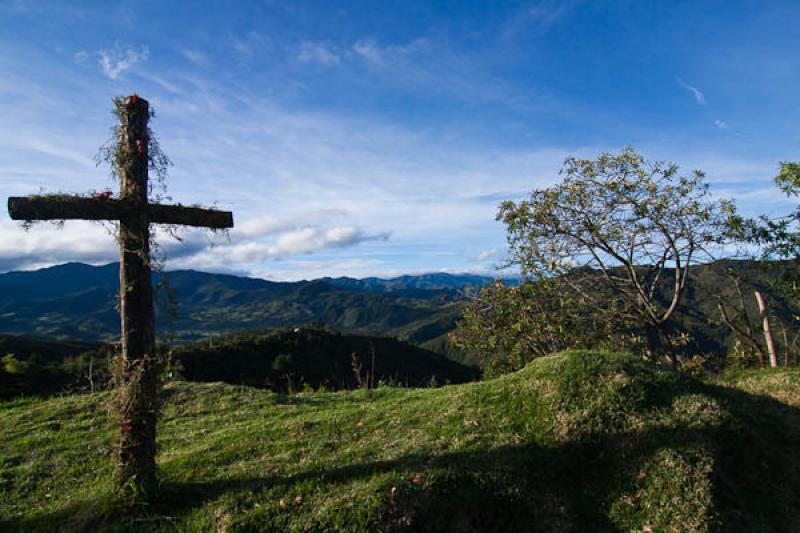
<box><xmin>754</xmin><ymin>290</ymin><xmax>778</xmax><ymax>368</ymax></box>
<box><xmin>717</xmin><ymin>301</ymin><xmax>767</xmax><ymax>367</ymax></box>
<box><xmin>654</xmin><ymin>322</ymin><xmax>677</xmax><ymax>366</ymax></box>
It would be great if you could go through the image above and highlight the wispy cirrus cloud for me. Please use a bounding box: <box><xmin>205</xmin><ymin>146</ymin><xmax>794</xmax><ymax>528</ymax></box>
<box><xmin>526</xmin><ymin>0</ymin><xmax>574</xmax><ymax>26</ymax></box>
<box><xmin>501</xmin><ymin>0</ymin><xmax>576</xmax><ymax>40</ymax></box>
<box><xmin>351</xmin><ymin>37</ymin><xmax>429</xmax><ymax>65</ymax></box>
<box><xmin>97</xmin><ymin>44</ymin><xmax>149</xmax><ymax>80</ymax></box>
<box><xmin>352</xmin><ymin>39</ymin><xmax>384</xmax><ymax>63</ymax></box>
<box><xmin>179</xmin><ymin>48</ymin><xmax>211</xmax><ymax>67</ymax></box>
<box><xmin>298</xmin><ymin>41</ymin><xmax>341</xmax><ymax>66</ymax></box>
<box><xmin>230</xmin><ymin>32</ymin><xmax>268</xmax><ymax>63</ymax></box>
<box><xmin>346</xmin><ymin>35</ymin><xmax>542</xmax><ymax>111</ymax></box>
<box><xmin>475</xmin><ymin>248</ymin><xmax>498</xmax><ymax>262</ymax></box>
<box><xmin>677</xmin><ymin>78</ymin><xmax>706</xmax><ymax>105</ymax></box>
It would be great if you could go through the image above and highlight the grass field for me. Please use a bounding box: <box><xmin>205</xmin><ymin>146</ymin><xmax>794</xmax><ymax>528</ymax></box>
<box><xmin>2</xmin><ymin>351</ymin><xmax>799</xmax><ymax>531</ymax></box>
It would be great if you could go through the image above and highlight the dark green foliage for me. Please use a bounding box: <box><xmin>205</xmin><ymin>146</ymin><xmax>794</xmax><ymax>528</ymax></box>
<box><xmin>1</xmin><ymin>351</ymin><xmax>798</xmax><ymax>531</ymax></box>
<box><xmin>676</xmin><ymin>259</ymin><xmax>800</xmax><ymax>367</ymax></box>
<box><xmin>454</xmin><ymin>259</ymin><xmax>800</xmax><ymax>374</ymax></box>
<box><xmin>169</xmin><ymin>326</ymin><xmax>478</xmax><ymax>392</ymax></box>
<box><xmin>745</xmin><ymin>161</ymin><xmax>800</xmax><ymax>299</ymax></box>
<box><xmin>451</xmin><ymin>278</ymin><xmax>641</xmax><ymax>377</ymax></box>
<box><xmin>0</xmin><ymin>334</ymin><xmax>111</xmax><ymax>399</ymax></box>
<box><xmin>2</xmin><ymin>259</ymin><xmax>797</xmax><ymax>370</ymax></box>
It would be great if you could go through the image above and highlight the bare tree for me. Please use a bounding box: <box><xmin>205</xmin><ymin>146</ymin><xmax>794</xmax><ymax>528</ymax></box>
<box><xmin>716</xmin><ymin>270</ymin><xmax>767</xmax><ymax>366</ymax></box>
<box><xmin>499</xmin><ymin>148</ymin><xmax>736</xmax><ymax>365</ymax></box>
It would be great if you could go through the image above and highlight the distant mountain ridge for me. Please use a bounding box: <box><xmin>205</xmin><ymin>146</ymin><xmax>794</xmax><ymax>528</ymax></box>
<box><xmin>0</xmin><ymin>262</ymin><xmax>494</xmax><ymax>349</ymax></box>
<box><xmin>322</xmin><ymin>272</ymin><xmax>509</xmax><ymax>292</ymax></box>
<box><xmin>2</xmin><ymin>260</ymin><xmax>795</xmax><ymax>364</ymax></box>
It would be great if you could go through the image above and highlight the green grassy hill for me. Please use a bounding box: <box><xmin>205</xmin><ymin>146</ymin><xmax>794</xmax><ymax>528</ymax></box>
<box><xmin>2</xmin><ymin>351</ymin><xmax>798</xmax><ymax>531</ymax></box>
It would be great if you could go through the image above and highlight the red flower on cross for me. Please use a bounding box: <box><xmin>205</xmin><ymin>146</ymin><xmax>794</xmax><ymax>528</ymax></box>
<box><xmin>121</xmin><ymin>419</ymin><xmax>134</xmax><ymax>433</ymax></box>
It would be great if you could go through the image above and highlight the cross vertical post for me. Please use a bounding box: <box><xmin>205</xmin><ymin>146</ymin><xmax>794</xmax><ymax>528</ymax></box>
<box><xmin>116</xmin><ymin>96</ymin><xmax>158</xmax><ymax>491</ymax></box>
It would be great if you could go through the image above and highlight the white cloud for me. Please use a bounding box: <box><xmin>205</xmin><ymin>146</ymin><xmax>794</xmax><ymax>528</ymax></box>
<box><xmin>138</xmin><ymin>71</ymin><xmax>183</xmax><ymax>95</ymax></box>
<box><xmin>7</xmin><ymin>136</ymin><xmax>96</xmax><ymax>169</ymax></box>
<box><xmin>275</xmin><ymin>226</ymin><xmax>388</xmax><ymax>255</ymax></box>
<box><xmin>180</xmin><ymin>48</ymin><xmax>210</xmax><ymax>67</ymax></box>
<box><xmin>526</xmin><ymin>0</ymin><xmax>573</xmax><ymax>26</ymax></box>
<box><xmin>167</xmin><ymin>225</ymin><xmax>391</xmax><ymax>271</ymax></box>
<box><xmin>0</xmin><ymin>220</ymin><xmax>117</xmax><ymax>272</ymax></box>
<box><xmin>352</xmin><ymin>39</ymin><xmax>383</xmax><ymax>64</ymax></box>
<box><xmin>230</xmin><ymin>33</ymin><xmax>267</xmax><ymax>63</ymax></box>
<box><xmin>346</xmin><ymin>36</ymin><xmax>536</xmax><ymax>111</ymax></box>
<box><xmin>73</xmin><ymin>50</ymin><xmax>88</xmax><ymax>64</ymax></box>
<box><xmin>298</xmin><ymin>41</ymin><xmax>341</xmax><ymax>66</ymax></box>
<box><xmin>235</xmin><ymin>210</ymin><xmax>349</xmax><ymax>239</ymax></box>
<box><xmin>714</xmin><ymin>119</ymin><xmax>728</xmax><ymax>129</ymax></box>
<box><xmin>677</xmin><ymin>78</ymin><xmax>706</xmax><ymax>105</ymax></box>
<box><xmin>352</xmin><ymin>38</ymin><xmax>429</xmax><ymax>65</ymax></box>
<box><xmin>476</xmin><ymin>249</ymin><xmax>498</xmax><ymax>262</ymax></box>
<box><xmin>501</xmin><ymin>0</ymin><xmax>575</xmax><ymax>40</ymax></box>
<box><xmin>97</xmin><ymin>44</ymin><xmax>149</xmax><ymax>80</ymax></box>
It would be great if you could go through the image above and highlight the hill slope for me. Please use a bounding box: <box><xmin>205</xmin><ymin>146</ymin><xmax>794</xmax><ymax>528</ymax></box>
<box><xmin>0</xmin><ymin>328</ymin><xmax>477</xmax><ymax>399</ymax></box>
<box><xmin>1</xmin><ymin>351</ymin><xmax>798</xmax><ymax>531</ymax></box>
<box><xmin>171</xmin><ymin>327</ymin><xmax>479</xmax><ymax>391</ymax></box>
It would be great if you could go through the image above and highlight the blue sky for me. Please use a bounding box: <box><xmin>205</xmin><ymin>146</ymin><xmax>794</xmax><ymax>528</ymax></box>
<box><xmin>1</xmin><ymin>0</ymin><xmax>798</xmax><ymax>280</ymax></box>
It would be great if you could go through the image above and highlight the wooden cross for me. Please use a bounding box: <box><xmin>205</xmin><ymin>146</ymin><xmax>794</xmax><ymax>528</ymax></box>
<box><xmin>6</xmin><ymin>95</ymin><xmax>233</xmax><ymax>492</ymax></box>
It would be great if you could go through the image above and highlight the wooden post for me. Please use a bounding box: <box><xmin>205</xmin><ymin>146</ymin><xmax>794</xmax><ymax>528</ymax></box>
<box><xmin>754</xmin><ymin>290</ymin><xmax>778</xmax><ymax>368</ymax></box>
<box><xmin>116</xmin><ymin>95</ymin><xmax>159</xmax><ymax>492</ymax></box>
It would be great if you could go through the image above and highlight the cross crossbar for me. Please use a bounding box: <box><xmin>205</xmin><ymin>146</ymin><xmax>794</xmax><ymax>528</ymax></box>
<box><xmin>8</xmin><ymin>196</ymin><xmax>233</xmax><ymax>228</ymax></box>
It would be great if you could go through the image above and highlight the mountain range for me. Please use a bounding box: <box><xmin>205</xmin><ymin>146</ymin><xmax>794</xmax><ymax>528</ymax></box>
<box><xmin>1</xmin><ymin>259</ymin><xmax>796</xmax><ymax>366</ymax></box>
<box><xmin>0</xmin><ymin>263</ymin><xmax>496</xmax><ymax>354</ymax></box>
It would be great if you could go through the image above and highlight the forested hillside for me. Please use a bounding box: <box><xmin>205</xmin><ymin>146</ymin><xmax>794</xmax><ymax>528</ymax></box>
<box><xmin>170</xmin><ymin>327</ymin><xmax>479</xmax><ymax>391</ymax></box>
<box><xmin>0</xmin><ymin>263</ymin><xmax>484</xmax><ymax>347</ymax></box>
<box><xmin>1</xmin><ymin>260</ymin><xmax>795</xmax><ymax>367</ymax></box>
<box><xmin>0</xmin><ymin>327</ymin><xmax>477</xmax><ymax>399</ymax></box>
